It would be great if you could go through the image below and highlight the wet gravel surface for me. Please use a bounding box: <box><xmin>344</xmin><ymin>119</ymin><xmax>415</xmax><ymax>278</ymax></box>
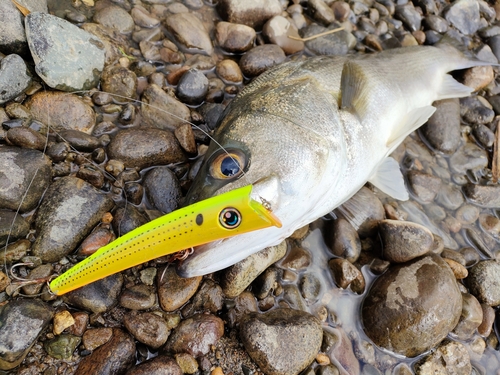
<box><xmin>1</xmin><ymin>0</ymin><xmax>500</xmax><ymax>374</ymax></box>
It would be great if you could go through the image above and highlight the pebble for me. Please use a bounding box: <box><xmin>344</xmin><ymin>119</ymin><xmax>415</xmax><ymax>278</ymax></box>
<box><xmin>423</xmin><ymin>15</ymin><xmax>448</xmax><ymax>33</ymax></box>
<box><xmin>143</xmin><ymin>167</ymin><xmax>182</xmax><ymax>214</ymax></box>
<box><xmin>215</xmin><ymin>21</ymin><xmax>256</xmax><ymax>53</ymax></box>
<box><xmin>452</xmin><ymin>293</ymin><xmax>483</xmax><ymax>340</ymax></box>
<box><xmin>444</xmin><ymin>0</ymin><xmax>481</xmax><ymax>35</ymax></box>
<box><xmin>123</xmin><ymin>311</ymin><xmax>170</xmax><ymax>349</ymax></box>
<box><xmin>307</xmin><ymin>0</ymin><xmax>336</xmax><ymax>26</ymax></box>
<box><xmin>0</xmin><ymin>299</ymin><xmax>53</xmax><ymax>371</ymax></box>
<box><xmin>165</xmin><ymin>313</ymin><xmax>224</xmax><ymax>357</ymax></box>
<box><xmin>0</xmin><ymin>239</ymin><xmax>29</xmax><ymax>264</ymax></box>
<box><xmin>324</xmin><ymin>218</ymin><xmax>361</xmax><ymax>262</ymax></box>
<box><xmin>182</xmin><ymin>279</ymin><xmax>224</xmax><ymax>316</ymax></box>
<box><xmin>379</xmin><ymin>220</ymin><xmax>434</xmax><ymax>263</ymax></box>
<box><xmin>303</xmin><ymin>24</ymin><xmax>355</xmax><ymax>56</ymax></box>
<box><xmin>119</xmin><ymin>284</ymin><xmax>156</xmax><ymax>310</ymax></box>
<box><xmin>0</xmin><ymin>54</ymin><xmax>31</xmax><ymax>104</ymax></box>
<box><xmin>58</xmin><ymin>129</ymin><xmax>100</xmax><ymax>152</ymax></box>
<box><xmin>131</xmin><ymin>7</ymin><xmax>160</xmax><ymax>28</ymax></box>
<box><xmin>101</xmin><ymin>65</ymin><xmax>137</xmax><ymax>101</ymax></box>
<box><xmin>478</xmin><ymin>303</ymin><xmax>495</xmax><ymax>336</ymax></box>
<box><xmin>263</xmin><ymin>15</ymin><xmax>304</xmax><ymax>54</ymax></box>
<box><xmin>112</xmin><ymin>205</ymin><xmax>148</xmax><ymax>236</ymax></box>
<box><xmin>362</xmin><ymin>255</ymin><xmax>462</xmax><ymax>357</ymax></box>
<box><xmin>0</xmin><ymin>146</ymin><xmax>52</xmax><ymax>212</ymax></box>
<box><xmin>140</xmin><ymin>84</ymin><xmax>191</xmax><ymax>130</ymax></box>
<box><xmin>220</xmin><ymin>241</ymin><xmax>287</xmax><ymax>298</ymax></box>
<box><xmin>67</xmin><ymin>312</ymin><xmax>88</xmax><ymax>337</ymax></box>
<box><xmin>280</xmin><ymin>245</ymin><xmax>311</xmax><ymax>271</ymax></box>
<box><xmin>26</xmin><ymin>91</ymin><xmax>96</xmax><ymax>134</ymax></box>
<box><xmin>415</xmin><ymin>341</ymin><xmax>471</xmax><ymax>375</ymax></box>
<box><xmin>420</xmin><ymin>98</ymin><xmax>460</xmax><ymax>154</ymax></box>
<box><xmin>466</xmin><ymin>260</ymin><xmax>500</xmax><ymax>306</ymax></box>
<box><xmin>22</xmin><ymin>264</ymin><xmax>53</xmax><ymax>295</ymax></box>
<box><xmin>31</xmin><ymin>177</ymin><xmax>113</xmax><ymax>262</ymax></box>
<box><xmin>0</xmin><ymin>0</ymin><xmax>28</xmax><ymax>56</ymax></box>
<box><xmin>157</xmin><ymin>266</ymin><xmax>202</xmax><ymax>312</ymax></box>
<box><xmin>328</xmin><ymin>258</ymin><xmax>365</xmax><ymax>294</ymax></box>
<box><xmin>107</xmin><ymin>127</ymin><xmax>186</xmax><ymax>170</ymax></box>
<box><xmin>407</xmin><ymin>170</ymin><xmax>441</xmax><ymax>203</ymax></box>
<box><xmin>125</xmin><ymin>355</ymin><xmax>182</xmax><ymax>375</ymax></box>
<box><xmin>395</xmin><ymin>3</ymin><xmax>422</xmax><ymax>31</ymax></box>
<box><xmin>240</xmin><ymin>308</ymin><xmax>323</xmax><ymax>375</ymax></box>
<box><xmin>82</xmin><ymin>327</ymin><xmax>113</xmax><ymax>351</ymax></box>
<box><xmin>165</xmin><ymin>12</ymin><xmax>213</xmax><ymax>55</ymax></box>
<box><xmin>75</xmin><ymin>329</ymin><xmax>136</xmax><ymax>375</ymax></box>
<box><xmin>463</xmin><ymin>182</ymin><xmax>500</xmax><ymax>208</ymax></box>
<box><xmin>239</xmin><ymin>44</ymin><xmax>286</xmax><ymax>77</ymax></box>
<box><xmin>217</xmin><ymin>0</ymin><xmax>283</xmax><ymax>29</ymax></box>
<box><xmin>44</xmin><ymin>334</ymin><xmax>81</xmax><ymax>360</ymax></box>
<box><xmin>461</xmin><ymin>96</ymin><xmax>495</xmax><ymax>124</ymax></box>
<box><xmin>331</xmin><ymin>1</ymin><xmax>351</xmax><ymax>22</ymax></box>
<box><xmin>300</xmin><ymin>273</ymin><xmax>322</xmax><ymax>301</ymax></box>
<box><xmin>435</xmin><ymin>184</ymin><xmax>464</xmax><ymax>210</ymax></box>
<box><xmin>62</xmin><ymin>273</ymin><xmax>123</xmax><ymax>313</ymax></box>
<box><xmin>25</xmin><ymin>12</ymin><xmax>105</xmax><ymax>91</ymax></box>
<box><xmin>93</xmin><ymin>5</ymin><xmax>135</xmax><ymax>33</ymax></box>
<box><xmin>216</xmin><ymin>59</ymin><xmax>243</xmax><ymax>84</ymax></box>
<box><xmin>464</xmin><ymin>66</ymin><xmax>495</xmax><ymax>92</ymax></box>
<box><xmin>6</xmin><ymin>127</ymin><xmax>46</xmax><ymax>150</ymax></box>
<box><xmin>174</xmin><ymin>123</ymin><xmax>197</xmax><ymax>154</ymax></box>
<box><xmin>176</xmin><ymin>69</ymin><xmax>209</xmax><ymax>105</ymax></box>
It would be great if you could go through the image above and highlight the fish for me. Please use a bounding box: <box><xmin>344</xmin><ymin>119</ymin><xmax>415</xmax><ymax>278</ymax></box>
<box><xmin>177</xmin><ymin>42</ymin><xmax>495</xmax><ymax>277</ymax></box>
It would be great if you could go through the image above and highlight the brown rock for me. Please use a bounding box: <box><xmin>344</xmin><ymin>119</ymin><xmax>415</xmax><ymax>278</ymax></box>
<box><xmin>157</xmin><ymin>266</ymin><xmax>202</xmax><ymax>312</ymax></box>
<box><xmin>123</xmin><ymin>312</ymin><xmax>170</xmax><ymax>349</ymax></box>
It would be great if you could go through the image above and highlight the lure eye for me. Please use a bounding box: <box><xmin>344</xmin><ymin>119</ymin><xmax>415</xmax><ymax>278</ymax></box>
<box><xmin>209</xmin><ymin>150</ymin><xmax>246</xmax><ymax>180</ymax></box>
<box><xmin>219</xmin><ymin>207</ymin><xmax>242</xmax><ymax>229</ymax></box>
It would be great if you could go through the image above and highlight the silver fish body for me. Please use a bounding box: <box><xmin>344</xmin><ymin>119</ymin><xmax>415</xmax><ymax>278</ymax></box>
<box><xmin>178</xmin><ymin>44</ymin><xmax>493</xmax><ymax>277</ymax></box>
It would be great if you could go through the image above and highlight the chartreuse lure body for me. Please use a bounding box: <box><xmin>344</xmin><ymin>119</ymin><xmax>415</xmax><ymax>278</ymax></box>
<box><xmin>49</xmin><ymin>185</ymin><xmax>281</xmax><ymax>295</ymax></box>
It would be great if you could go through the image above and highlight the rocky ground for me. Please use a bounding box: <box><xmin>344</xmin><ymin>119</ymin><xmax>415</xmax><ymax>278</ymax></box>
<box><xmin>1</xmin><ymin>0</ymin><xmax>500</xmax><ymax>374</ymax></box>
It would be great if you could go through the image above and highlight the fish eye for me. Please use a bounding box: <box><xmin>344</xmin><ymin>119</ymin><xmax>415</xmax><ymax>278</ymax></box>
<box><xmin>219</xmin><ymin>207</ymin><xmax>241</xmax><ymax>229</ymax></box>
<box><xmin>209</xmin><ymin>150</ymin><xmax>246</xmax><ymax>180</ymax></box>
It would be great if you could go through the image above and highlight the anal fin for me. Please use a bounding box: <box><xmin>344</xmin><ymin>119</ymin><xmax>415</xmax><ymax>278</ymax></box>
<box><xmin>368</xmin><ymin>157</ymin><xmax>409</xmax><ymax>201</ymax></box>
<box><xmin>386</xmin><ymin>106</ymin><xmax>436</xmax><ymax>151</ymax></box>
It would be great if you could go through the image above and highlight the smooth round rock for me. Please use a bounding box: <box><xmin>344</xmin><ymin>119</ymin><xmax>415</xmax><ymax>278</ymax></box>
<box><xmin>141</xmin><ymin>84</ymin><xmax>191</xmax><ymax>130</ymax></box>
<box><xmin>0</xmin><ymin>146</ymin><xmax>51</xmax><ymax>213</ymax></box>
<box><xmin>125</xmin><ymin>355</ymin><xmax>182</xmax><ymax>375</ymax></box>
<box><xmin>239</xmin><ymin>44</ymin><xmax>286</xmax><ymax>77</ymax></box>
<box><xmin>328</xmin><ymin>258</ymin><xmax>365</xmax><ymax>294</ymax></box>
<box><xmin>31</xmin><ymin>177</ymin><xmax>114</xmax><ymax>262</ymax></box>
<box><xmin>165</xmin><ymin>314</ymin><xmax>224</xmax><ymax>357</ymax></box>
<box><xmin>407</xmin><ymin>170</ymin><xmax>441</xmax><ymax>203</ymax></box>
<box><xmin>444</xmin><ymin>0</ymin><xmax>480</xmax><ymax>35</ymax></box>
<box><xmin>325</xmin><ymin>218</ymin><xmax>361</xmax><ymax>262</ymax></box>
<box><xmin>452</xmin><ymin>293</ymin><xmax>483</xmax><ymax>340</ymax></box>
<box><xmin>215</xmin><ymin>21</ymin><xmax>256</xmax><ymax>53</ymax></box>
<box><xmin>0</xmin><ymin>54</ymin><xmax>31</xmax><ymax>104</ymax></box>
<box><xmin>240</xmin><ymin>308</ymin><xmax>323</xmax><ymax>375</ymax></box>
<box><xmin>75</xmin><ymin>329</ymin><xmax>135</xmax><ymax>375</ymax></box>
<box><xmin>449</xmin><ymin>143</ymin><xmax>488</xmax><ymax>175</ymax></box>
<box><xmin>181</xmin><ymin>279</ymin><xmax>224</xmax><ymax>317</ymax></box>
<box><xmin>216</xmin><ymin>59</ymin><xmax>243</xmax><ymax>84</ymax></box>
<box><xmin>143</xmin><ymin>167</ymin><xmax>182</xmax><ymax>214</ymax></box>
<box><xmin>307</xmin><ymin>0</ymin><xmax>336</xmax><ymax>25</ymax></box>
<box><xmin>164</xmin><ymin>12</ymin><xmax>213</xmax><ymax>55</ymax></box>
<box><xmin>123</xmin><ymin>312</ymin><xmax>170</xmax><ymax>349</ymax></box>
<box><xmin>463</xmin><ymin>183</ymin><xmax>500</xmax><ymax>208</ymax></box>
<box><xmin>362</xmin><ymin>255</ymin><xmax>462</xmax><ymax>357</ymax></box>
<box><xmin>466</xmin><ymin>260</ymin><xmax>500</xmax><ymax>306</ymax></box>
<box><xmin>420</xmin><ymin>98</ymin><xmax>460</xmax><ymax>154</ymax></box>
<box><xmin>26</xmin><ymin>91</ymin><xmax>96</xmax><ymax>134</ymax></box>
<box><xmin>82</xmin><ymin>328</ymin><xmax>113</xmax><ymax>351</ymax></box>
<box><xmin>395</xmin><ymin>3</ymin><xmax>422</xmax><ymax>31</ymax></box>
<box><xmin>303</xmin><ymin>24</ymin><xmax>355</xmax><ymax>56</ymax></box>
<box><xmin>176</xmin><ymin>69</ymin><xmax>209</xmax><ymax>105</ymax></box>
<box><xmin>94</xmin><ymin>5</ymin><xmax>135</xmax><ymax>33</ymax></box>
<box><xmin>25</xmin><ymin>12</ymin><xmax>105</xmax><ymax>91</ymax></box>
<box><xmin>107</xmin><ymin>127</ymin><xmax>186</xmax><ymax>169</ymax></box>
<box><xmin>101</xmin><ymin>65</ymin><xmax>137</xmax><ymax>101</ymax></box>
<box><xmin>119</xmin><ymin>284</ymin><xmax>156</xmax><ymax>310</ymax></box>
<box><xmin>6</xmin><ymin>127</ymin><xmax>46</xmax><ymax>150</ymax></box>
<box><xmin>157</xmin><ymin>266</ymin><xmax>202</xmax><ymax>312</ymax></box>
<box><xmin>217</xmin><ymin>0</ymin><xmax>282</xmax><ymax>29</ymax></box>
<box><xmin>379</xmin><ymin>220</ymin><xmax>434</xmax><ymax>263</ymax></box>
<box><xmin>263</xmin><ymin>15</ymin><xmax>304</xmax><ymax>55</ymax></box>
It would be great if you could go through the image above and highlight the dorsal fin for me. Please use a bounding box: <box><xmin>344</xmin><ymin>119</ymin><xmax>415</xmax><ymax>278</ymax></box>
<box><xmin>340</xmin><ymin>61</ymin><xmax>371</xmax><ymax>121</ymax></box>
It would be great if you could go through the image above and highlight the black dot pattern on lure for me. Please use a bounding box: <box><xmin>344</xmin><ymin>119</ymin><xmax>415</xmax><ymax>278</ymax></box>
<box><xmin>56</xmin><ymin>211</ymin><xmax>198</xmax><ymax>288</ymax></box>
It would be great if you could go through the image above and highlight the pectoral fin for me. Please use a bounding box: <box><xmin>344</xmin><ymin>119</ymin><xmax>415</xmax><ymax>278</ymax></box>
<box><xmin>340</xmin><ymin>61</ymin><xmax>371</xmax><ymax>121</ymax></box>
<box><xmin>368</xmin><ymin>157</ymin><xmax>409</xmax><ymax>201</ymax></box>
<box><xmin>386</xmin><ymin>106</ymin><xmax>436</xmax><ymax>152</ymax></box>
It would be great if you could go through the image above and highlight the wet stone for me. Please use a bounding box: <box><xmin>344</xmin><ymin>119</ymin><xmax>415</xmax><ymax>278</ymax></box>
<box><xmin>435</xmin><ymin>184</ymin><xmax>464</xmax><ymax>210</ymax></box>
<box><xmin>324</xmin><ymin>218</ymin><xmax>361</xmax><ymax>262</ymax></box>
<box><xmin>240</xmin><ymin>308</ymin><xmax>323</xmax><ymax>375</ymax></box>
<box><xmin>107</xmin><ymin>127</ymin><xmax>186</xmax><ymax>169</ymax></box>
<box><xmin>112</xmin><ymin>205</ymin><xmax>148</xmax><ymax>236</ymax></box>
<box><xmin>175</xmin><ymin>353</ymin><xmax>198</xmax><ymax>374</ymax></box>
<box><xmin>44</xmin><ymin>334</ymin><xmax>81</xmax><ymax>360</ymax></box>
<box><xmin>123</xmin><ymin>311</ymin><xmax>170</xmax><ymax>349</ymax></box>
<box><xmin>165</xmin><ymin>313</ymin><xmax>224</xmax><ymax>357</ymax></box>
<box><xmin>0</xmin><ymin>239</ymin><xmax>30</xmax><ymax>263</ymax></box>
<box><xmin>31</xmin><ymin>177</ymin><xmax>113</xmax><ymax>262</ymax></box>
<box><xmin>144</xmin><ymin>167</ymin><xmax>182</xmax><ymax>214</ymax></box>
<box><xmin>131</xmin><ymin>6</ymin><xmax>160</xmax><ymax>28</ymax></box>
<box><xmin>452</xmin><ymin>293</ymin><xmax>483</xmax><ymax>340</ymax></box>
<box><xmin>176</xmin><ymin>69</ymin><xmax>209</xmax><ymax>105</ymax></box>
<box><xmin>0</xmin><ymin>54</ymin><xmax>31</xmax><ymax>104</ymax></box>
<box><xmin>479</xmin><ymin>214</ymin><xmax>500</xmax><ymax>240</ymax></box>
<box><xmin>157</xmin><ymin>266</ymin><xmax>202</xmax><ymax>312</ymax></box>
<box><xmin>300</xmin><ymin>273</ymin><xmax>322</xmax><ymax>301</ymax></box>
<box><xmin>216</xmin><ymin>59</ymin><xmax>243</xmax><ymax>84</ymax></box>
<box><xmin>164</xmin><ymin>12</ymin><xmax>213</xmax><ymax>55</ymax></box>
<box><xmin>379</xmin><ymin>220</ymin><xmax>434</xmax><ymax>263</ymax></box>
<box><xmin>25</xmin><ymin>12</ymin><xmax>105</xmax><ymax>91</ymax></box>
<box><xmin>125</xmin><ymin>355</ymin><xmax>182</xmax><ymax>375</ymax></box>
<box><xmin>303</xmin><ymin>23</ymin><xmax>355</xmax><ymax>56</ymax></box>
<box><xmin>328</xmin><ymin>258</ymin><xmax>365</xmax><ymax>294</ymax></box>
<box><xmin>307</xmin><ymin>0</ymin><xmax>336</xmax><ymax>25</ymax></box>
<box><xmin>75</xmin><ymin>329</ymin><xmax>135</xmax><ymax>375</ymax></box>
<box><xmin>395</xmin><ymin>3</ymin><xmax>422</xmax><ymax>31</ymax></box>
<box><xmin>0</xmin><ymin>146</ymin><xmax>52</xmax><ymax>213</ymax></box>
<box><xmin>62</xmin><ymin>273</ymin><xmax>123</xmax><ymax>314</ymax></box>
<box><xmin>263</xmin><ymin>15</ymin><xmax>304</xmax><ymax>55</ymax></box>
<box><xmin>466</xmin><ymin>260</ymin><xmax>500</xmax><ymax>306</ymax></box>
<box><xmin>423</xmin><ymin>15</ymin><xmax>448</xmax><ymax>33</ymax></box>
<box><xmin>362</xmin><ymin>255</ymin><xmax>462</xmax><ymax>357</ymax></box>
<box><xmin>82</xmin><ymin>327</ymin><xmax>113</xmax><ymax>351</ymax></box>
<box><xmin>220</xmin><ymin>241</ymin><xmax>287</xmax><ymax>298</ymax></box>
<box><xmin>252</xmin><ymin>267</ymin><xmax>279</xmax><ymax>300</ymax></box>
<box><xmin>461</xmin><ymin>96</ymin><xmax>495</xmax><ymax>124</ymax></box>
<box><xmin>472</xmin><ymin>123</ymin><xmax>495</xmax><ymax>148</ymax></box>
<box><xmin>67</xmin><ymin>311</ymin><xmax>88</xmax><ymax>337</ymax></box>
<box><xmin>101</xmin><ymin>65</ymin><xmax>138</xmax><ymax>101</ymax></box>
<box><xmin>444</xmin><ymin>0</ymin><xmax>480</xmax><ymax>35</ymax></box>
<box><xmin>215</xmin><ymin>21</ymin><xmax>256</xmax><ymax>53</ymax></box>
<box><xmin>415</xmin><ymin>341</ymin><xmax>471</xmax><ymax>375</ymax></box>
<box><xmin>26</xmin><ymin>91</ymin><xmax>96</xmax><ymax>134</ymax></box>
<box><xmin>119</xmin><ymin>284</ymin><xmax>156</xmax><ymax>310</ymax></box>
<box><xmin>478</xmin><ymin>303</ymin><xmax>495</xmax><ymax>336</ymax></box>
<box><xmin>239</xmin><ymin>44</ymin><xmax>286</xmax><ymax>77</ymax></box>
<box><xmin>407</xmin><ymin>170</ymin><xmax>441</xmax><ymax>203</ymax></box>
<box><xmin>182</xmin><ymin>279</ymin><xmax>224</xmax><ymax>316</ymax></box>
<box><xmin>463</xmin><ymin>66</ymin><xmax>495</xmax><ymax>92</ymax></box>
<box><xmin>281</xmin><ymin>245</ymin><xmax>311</xmax><ymax>271</ymax></box>
<box><xmin>455</xmin><ymin>204</ymin><xmax>479</xmax><ymax>225</ymax></box>
<box><xmin>217</xmin><ymin>0</ymin><xmax>282</xmax><ymax>29</ymax></box>
<box><xmin>94</xmin><ymin>5</ymin><xmax>135</xmax><ymax>33</ymax></box>
<box><xmin>141</xmin><ymin>84</ymin><xmax>191</xmax><ymax>130</ymax></box>
<box><xmin>6</xmin><ymin>127</ymin><xmax>46</xmax><ymax>150</ymax></box>
<box><xmin>0</xmin><ymin>0</ymin><xmax>28</xmax><ymax>56</ymax></box>
<box><xmin>22</xmin><ymin>264</ymin><xmax>53</xmax><ymax>295</ymax></box>
<box><xmin>0</xmin><ymin>299</ymin><xmax>53</xmax><ymax>371</ymax></box>
<box><xmin>463</xmin><ymin>183</ymin><xmax>500</xmax><ymax>208</ymax></box>
<box><xmin>420</xmin><ymin>98</ymin><xmax>460</xmax><ymax>154</ymax></box>
<box><xmin>58</xmin><ymin>129</ymin><xmax>100</xmax><ymax>152</ymax></box>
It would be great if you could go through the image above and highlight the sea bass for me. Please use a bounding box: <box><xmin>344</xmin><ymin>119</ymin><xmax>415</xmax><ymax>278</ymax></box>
<box><xmin>178</xmin><ymin>43</ymin><xmax>493</xmax><ymax>277</ymax></box>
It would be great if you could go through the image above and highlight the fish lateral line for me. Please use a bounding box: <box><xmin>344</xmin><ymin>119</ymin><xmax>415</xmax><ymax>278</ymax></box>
<box><xmin>49</xmin><ymin>184</ymin><xmax>281</xmax><ymax>295</ymax></box>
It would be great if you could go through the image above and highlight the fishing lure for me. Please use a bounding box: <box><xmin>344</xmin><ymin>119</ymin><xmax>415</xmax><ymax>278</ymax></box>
<box><xmin>49</xmin><ymin>185</ymin><xmax>281</xmax><ymax>295</ymax></box>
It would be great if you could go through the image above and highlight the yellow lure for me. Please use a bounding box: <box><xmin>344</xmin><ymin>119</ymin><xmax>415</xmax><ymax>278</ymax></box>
<box><xmin>49</xmin><ymin>185</ymin><xmax>281</xmax><ymax>295</ymax></box>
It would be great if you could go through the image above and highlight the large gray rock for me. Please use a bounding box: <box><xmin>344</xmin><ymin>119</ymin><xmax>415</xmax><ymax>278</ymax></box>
<box><xmin>0</xmin><ymin>54</ymin><xmax>31</xmax><ymax>104</ymax></box>
<box><xmin>25</xmin><ymin>12</ymin><xmax>105</xmax><ymax>91</ymax></box>
<box><xmin>362</xmin><ymin>255</ymin><xmax>462</xmax><ymax>357</ymax></box>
